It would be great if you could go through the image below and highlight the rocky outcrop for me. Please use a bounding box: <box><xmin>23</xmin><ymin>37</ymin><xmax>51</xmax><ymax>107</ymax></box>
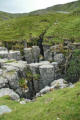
<box><xmin>24</xmin><ymin>46</ymin><xmax>40</xmax><ymax>63</ymax></box>
<box><xmin>36</xmin><ymin>78</ymin><xmax>68</xmax><ymax>97</ymax></box>
<box><xmin>26</xmin><ymin>61</ymin><xmax>60</xmax><ymax>98</ymax></box>
<box><xmin>0</xmin><ymin>47</ymin><xmax>22</xmax><ymax>61</ymax></box>
<box><xmin>0</xmin><ymin>45</ymin><xmax>69</xmax><ymax>100</ymax></box>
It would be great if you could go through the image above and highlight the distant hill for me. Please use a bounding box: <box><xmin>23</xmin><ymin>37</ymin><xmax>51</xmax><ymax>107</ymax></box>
<box><xmin>30</xmin><ymin>0</ymin><xmax>80</xmax><ymax>15</ymax></box>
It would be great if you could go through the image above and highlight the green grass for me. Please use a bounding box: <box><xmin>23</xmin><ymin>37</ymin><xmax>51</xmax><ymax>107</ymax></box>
<box><xmin>0</xmin><ymin>82</ymin><xmax>80</xmax><ymax>120</ymax></box>
<box><xmin>43</xmin><ymin>14</ymin><xmax>80</xmax><ymax>45</ymax></box>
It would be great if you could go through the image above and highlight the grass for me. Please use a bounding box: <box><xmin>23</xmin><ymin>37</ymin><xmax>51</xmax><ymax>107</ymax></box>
<box><xmin>0</xmin><ymin>82</ymin><xmax>80</xmax><ymax>120</ymax></box>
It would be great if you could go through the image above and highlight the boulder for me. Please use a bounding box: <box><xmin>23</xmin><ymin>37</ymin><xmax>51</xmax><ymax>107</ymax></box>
<box><xmin>0</xmin><ymin>88</ymin><xmax>20</xmax><ymax>101</ymax></box>
<box><xmin>51</xmin><ymin>78</ymin><xmax>68</xmax><ymax>89</ymax></box>
<box><xmin>0</xmin><ymin>105</ymin><xmax>12</xmax><ymax>115</ymax></box>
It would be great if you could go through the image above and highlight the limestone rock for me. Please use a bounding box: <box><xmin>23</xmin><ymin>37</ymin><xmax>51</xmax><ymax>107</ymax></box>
<box><xmin>0</xmin><ymin>88</ymin><xmax>20</xmax><ymax>101</ymax></box>
<box><xmin>0</xmin><ymin>77</ymin><xmax>8</xmax><ymax>88</ymax></box>
<box><xmin>54</xmin><ymin>53</ymin><xmax>65</xmax><ymax>64</ymax></box>
<box><xmin>0</xmin><ymin>105</ymin><xmax>12</xmax><ymax>115</ymax></box>
<box><xmin>32</xmin><ymin>46</ymin><xmax>40</xmax><ymax>62</ymax></box>
<box><xmin>24</xmin><ymin>48</ymin><xmax>33</xmax><ymax>63</ymax></box>
<box><xmin>39</xmin><ymin>64</ymin><xmax>54</xmax><ymax>89</ymax></box>
<box><xmin>24</xmin><ymin>46</ymin><xmax>40</xmax><ymax>63</ymax></box>
<box><xmin>9</xmin><ymin>50</ymin><xmax>22</xmax><ymax>60</ymax></box>
<box><xmin>51</xmin><ymin>78</ymin><xmax>68</xmax><ymax>89</ymax></box>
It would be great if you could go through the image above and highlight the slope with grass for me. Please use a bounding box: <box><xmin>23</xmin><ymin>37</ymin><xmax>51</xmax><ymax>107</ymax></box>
<box><xmin>43</xmin><ymin>14</ymin><xmax>80</xmax><ymax>45</ymax></box>
<box><xmin>0</xmin><ymin>82</ymin><xmax>80</xmax><ymax>120</ymax></box>
<box><xmin>30</xmin><ymin>0</ymin><xmax>80</xmax><ymax>15</ymax></box>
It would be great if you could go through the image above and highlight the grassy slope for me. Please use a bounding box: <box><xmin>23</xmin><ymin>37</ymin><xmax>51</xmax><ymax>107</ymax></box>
<box><xmin>0</xmin><ymin>1</ymin><xmax>80</xmax><ymax>45</ymax></box>
<box><xmin>0</xmin><ymin>13</ymin><xmax>80</xmax><ymax>45</ymax></box>
<box><xmin>43</xmin><ymin>14</ymin><xmax>80</xmax><ymax>45</ymax></box>
<box><xmin>0</xmin><ymin>13</ymin><xmax>65</xmax><ymax>43</ymax></box>
<box><xmin>0</xmin><ymin>82</ymin><xmax>80</xmax><ymax>120</ymax></box>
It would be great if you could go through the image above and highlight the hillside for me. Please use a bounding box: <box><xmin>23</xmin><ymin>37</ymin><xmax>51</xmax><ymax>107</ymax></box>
<box><xmin>30</xmin><ymin>0</ymin><xmax>80</xmax><ymax>15</ymax></box>
<box><xmin>0</xmin><ymin>82</ymin><xmax>80</xmax><ymax>120</ymax></box>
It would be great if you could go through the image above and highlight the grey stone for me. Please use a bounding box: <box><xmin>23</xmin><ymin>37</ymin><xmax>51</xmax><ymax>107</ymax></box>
<box><xmin>0</xmin><ymin>47</ymin><xmax>8</xmax><ymax>51</ymax></box>
<box><xmin>0</xmin><ymin>51</ymin><xmax>8</xmax><ymax>59</ymax></box>
<box><xmin>54</xmin><ymin>53</ymin><xmax>65</xmax><ymax>64</ymax></box>
<box><xmin>24</xmin><ymin>48</ymin><xmax>33</xmax><ymax>63</ymax></box>
<box><xmin>0</xmin><ymin>88</ymin><xmax>20</xmax><ymax>101</ymax></box>
<box><xmin>51</xmin><ymin>78</ymin><xmax>68</xmax><ymax>89</ymax></box>
<box><xmin>39</xmin><ymin>64</ymin><xmax>54</xmax><ymax>89</ymax></box>
<box><xmin>24</xmin><ymin>46</ymin><xmax>40</xmax><ymax>63</ymax></box>
<box><xmin>0</xmin><ymin>105</ymin><xmax>12</xmax><ymax>115</ymax></box>
<box><xmin>9</xmin><ymin>50</ymin><xmax>22</xmax><ymax>60</ymax></box>
<box><xmin>0</xmin><ymin>77</ymin><xmax>8</xmax><ymax>88</ymax></box>
<box><xmin>44</xmin><ymin>49</ymin><xmax>53</xmax><ymax>61</ymax></box>
<box><xmin>32</xmin><ymin>46</ymin><xmax>40</xmax><ymax>62</ymax></box>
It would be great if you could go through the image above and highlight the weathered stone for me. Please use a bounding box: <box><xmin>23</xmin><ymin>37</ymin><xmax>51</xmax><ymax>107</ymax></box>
<box><xmin>39</xmin><ymin>64</ymin><xmax>54</xmax><ymax>90</ymax></box>
<box><xmin>0</xmin><ymin>105</ymin><xmax>12</xmax><ymax>115</ymax></box>
<box><xmin>0</xmin><ymin>51</ymin><xmax>8</xmax><ymax>59</ymax></box>
<box><xmin>0</xmin><ymin>47</ymin><xmax>8</xmax><ymax>51</ymax></box>
<box><xmin>44</xmin><ymin>49</ymin><xmax>53</xmax><ymax>61</ymax></box>
<box><xmin>8</xmin><ymin>50</ymin><xmax>22</xmax><ymax>60</ymax></box>
<box><xmin>0</xmin><ymin>59</ymin><xmax>8</xmax><ymax>67</ymax></box>
<box><xmin>24</xmin><ymin>46</ymin><xmax>40</xmax><ymax>63</ymax></box>
<box><xmin>0</xmin><ymin>77</ymin><xmax>8</xmax><ymax>88</ymax></box>
<box><xmin>0</xmin><ymin>88</ymin><xmax>20</xmax><ymax>101</ymax></box>
<box><xmin>51</xmin><ymin>78</ymin><xmax>68</xmax><ymax>89</ymax></box>
<box><xmin>2</xmin><ymin>70</ymin><xmax>19</xmax><ymax>90</ymax></box>
<box><xmin>24</xmin><ymin>48</ymin><xmax>33</xmax><ymax>63</ymax></box>
<box><xmin>54</xmin><ymin>53</ymin><xmax>65</xmax><ymax>64</ymax></box>
<box><xmin>32</xmin><ymin>46</ymin><xmax>40</xmax><ymax>62</ymax></box>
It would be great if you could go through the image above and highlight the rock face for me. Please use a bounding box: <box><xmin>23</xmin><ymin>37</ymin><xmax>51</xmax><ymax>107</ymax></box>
<box><xmin>0</xmin><ymin>45</ymin><xmax>67</xmax><ymax>100</ymax></box>
<box><xmin>26</xmin><ymin>61</ymin><xmax>60</xmax><ymax>98</ymax></box>
<box><xmin>36</xmin><ymin>78</ymin><xmax>68</xmax><ymax>97</ymax></box>
<box><xmin>24</xmin><ymin>46</ymin><xmax>40</xmax><ymax>63</ymax></box>
<box><xmin>39</xmin><ymin>64</ymin><xmax>54</xmax><ymax>89</ymax></box>
<box><xmin>0</xmin><ymin>59</ymin><xmax>28</xmax><ymax>99</ymax></box>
